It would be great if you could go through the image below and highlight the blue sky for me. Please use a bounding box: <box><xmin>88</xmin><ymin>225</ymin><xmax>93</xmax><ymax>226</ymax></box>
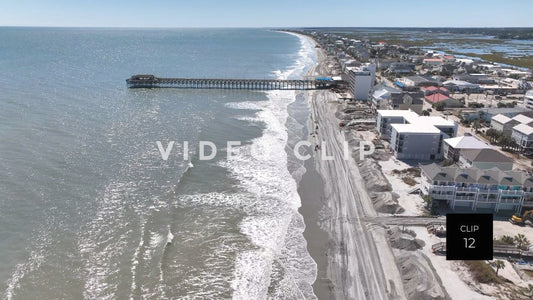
<box><xmin>1</xmin><ymin>0</ymin><xmax>532</xmax><ymax>27</ymax></box>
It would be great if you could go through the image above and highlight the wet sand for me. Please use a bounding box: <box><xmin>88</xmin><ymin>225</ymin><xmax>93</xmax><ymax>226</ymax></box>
<box><xmin>297</xmin><ymin>155</ymin><xmax>331</xmax><ymax>300</ymax></box>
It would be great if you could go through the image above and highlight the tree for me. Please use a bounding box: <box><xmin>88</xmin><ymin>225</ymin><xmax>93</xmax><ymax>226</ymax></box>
<box><xmin>499</xmin><ymin>134</ymin><xmax>514</xmax><ymax>151</ymax></box>
<box><xmin>494</xmin><ymin>260</ymin><xmax>505</xmax><ymax>275</ymax></box>
<box><xmin>501</xmin><ymin>235</ymin><xmax>515</xmax><ymax>245</ymax></box>
<box><xmin>514</xmin><ymin>233</ymin><xmax>531</xmax><ymax>250</ymax></box>
<box><xmin>509</xmin><ymin>140</ymin><xmax>519</xmax><ymax>152</ymax></box>
<box><xmin>434</xmin><ymin>101</ymin><xmax>445</xmax><ymax>111</ymax></box>
<box><xmin>485</xmin><ymin>128</ymin><xmax>502</xmax><ymax>144</ymax></box>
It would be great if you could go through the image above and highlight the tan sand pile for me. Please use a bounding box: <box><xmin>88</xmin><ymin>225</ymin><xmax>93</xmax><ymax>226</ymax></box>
<box><xmin>370</xmin><ymin>192</ymin><xmax>405</xmax><ymax>214</ymax></box>
<box><xmin>387</xmin><ymin>227</ymin><xmax>425</xmax><ymax>251</ymax></box>
<box><xmin>395</xmin><ymin>251</ymin><xmax>449</xmax><ymax>300</ymax></box>
<box><xmin>357</xmin><ymin>160</ymin><xmax>392</xmax><ymax>192</ymax></box>
<box><xmin>387</xmin><ymin>227</ymin><xmax>448</xmax><ymax>299</ymax></box>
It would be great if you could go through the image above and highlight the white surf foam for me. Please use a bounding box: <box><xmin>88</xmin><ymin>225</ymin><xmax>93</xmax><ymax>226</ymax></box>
<box><xmin>225</xmin><ymin>32</ymin><xmax>319</xmax><ymax>300</ymax></box>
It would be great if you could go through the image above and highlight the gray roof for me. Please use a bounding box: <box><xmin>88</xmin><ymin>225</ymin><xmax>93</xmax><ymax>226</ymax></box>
<box><xmin>421</xmin><ymin>163</ymin><xmax>533</xmax><ymax>187</ymax></box>
<box><xmin>480</xmin><ymin>107</ymin><xmax>532</xmax><ymax>116</ymax></box>
<box><xmin>405</xmin><ymin>75</ymin><xmax>441</xmax><ymax>85</ymax></box>
<box><xmin>389</xmin><ymin>92</ymin><xmax>424</xmax><ymax>105</ymax></box>
<box><xmin>454</xmin><ymin>168</ymin><xmax>479</xmax><ymax>184</ymax></box>
<box><xmin>476</xmin><ymin>172</ymin><xmax>499</xmax><ymax>185</ymax></box>
<box><xmin>488</xmin><ymin>168</ymin><xmax>521</xmax><ymax>186</ymax></box>
<box><xmin>420</xmin><ymin>163</ymin><xmax>455</xmax><ymax>182</ymax></box>
<box><xmin>460</xmin><ymin>149</ymin><xmax>513</xmax><ymax>163</ymax></box>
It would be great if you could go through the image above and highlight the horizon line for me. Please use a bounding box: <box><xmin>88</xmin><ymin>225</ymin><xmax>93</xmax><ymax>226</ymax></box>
<box><xmin>1</xmin><ymin>25</ymin><xmax>533</xmax><ymax>29</ymax></box>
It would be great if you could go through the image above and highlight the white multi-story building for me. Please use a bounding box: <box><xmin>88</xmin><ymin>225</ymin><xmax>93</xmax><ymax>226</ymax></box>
<box><xmin>376</xmin><ymin>110</ymin><xmax>419</xmax><ymax>140</ymax></box>
<box><xmin>524</xmin><ymin>90</ymin><xmax>533</xmax><ymax>110</ymax></box>
<box><xmin>420</xmin><ymin>163</ymin><xmax>533</xmax><ymax>212</ymax></box>
<box><xmin>346</xmin><ymin>63</ymin><xmax>376</xmax><ymax>100</ymax></box>
<box><xmin>511</xmin><ymin>123</ymin><xmax>533</xmax><ymax>150</ymax></box>
<box><xmin>376</xmin><ymin>110</ymin><xmax>458</xmax><ymax>160</ymax></box>
<box><xmin>491</xmin><ymin>114</ymin><xmax>518</xmax><ymax>136</ymax></box>
<box><xmin>390</xmin><ymin>124</ymin><xmax>442</xmax><ymax>160</ymax></box>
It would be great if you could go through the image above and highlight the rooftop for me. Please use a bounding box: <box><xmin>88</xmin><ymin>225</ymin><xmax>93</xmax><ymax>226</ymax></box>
<box><xmin>421</xmin><ymin>86</ymin><xmax>448</xmax><ymax>92</ymax></box>
<box><xmin>444</xmin><ymin>136</ymin><xmax>491</xmax><ymax>149</ymax></box>
<box><xmin>513</xmin><ymin>123</ymin><xmax>533</xmax><ymax>135</ymax></box>
<box><xmin>460</xmin><ymin>148</ymin><xmax>513</xmax><ymax>163</ymax></box>
<box><xmin>512</xmin><ymin>114</ymin><xmax>533</xmax><ymax>124</ymax></box>
<box><xmin>425</xmin><ymin>93</ymin><xmax>451</xmax><ymax>103</ymax></box>
<box><xmin>391</xmin><ymin>123</ymin><xmax>441</xmax><ymax>134</ymax></box>
<box><xmin>421</xmin><ymin>163</ymin><xmax>529</xmax><ymax>185</ymax></box>
<box><xmin>413</xmin><ymin>116</ymin><xmax>455</xmax><ymax>127</ymax></box>
<box><xmin>481</xmin><ymin>107</ymin><xmax>532</xmax><ymax>115</ymax></box>
<box><xmin>377</xmin><ymin>110</ymin><xmax>419</xmax><ymax>118</ymax></box>
<box><xmin>491</xmin><ymin>114</ymin><xmax>513</xmax><ymax>124</ymax></box>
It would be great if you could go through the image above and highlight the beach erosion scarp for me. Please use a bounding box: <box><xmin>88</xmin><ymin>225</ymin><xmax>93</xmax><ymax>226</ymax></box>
<box><xmin>295</xmin><ymin>34</ymin><xmax>408</xmax><ymax>300</ymax></box>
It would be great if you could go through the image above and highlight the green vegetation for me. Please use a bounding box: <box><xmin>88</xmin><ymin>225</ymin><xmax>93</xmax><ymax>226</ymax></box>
<box><xmin>337</xmin><ymin>29</ymin><xmax>533</xmax><ymax>69</ymax></box>
<box><xmin>391</xmin><ymin>167</ymin><xmax>421</xmax><ymax>177</ymax></box>
<box><xmin>434</xmin><ymin>102</ymin><xmax>445</xmax><ymax>111</ymax></box>
<box><xmin>497</xmin><ymin>101</ymin><xmax>517</xmax><ymax>108</ymax></box>
<box><xmin>493</xmin><ymin>234</ymin><xmax>531</xmax><ymax>250</ymax></box>
<box><xmin>402</xmin><ymin>177</ymin><xmax>417</xmax><ymax>186</ymax></box>
<box><xmin>464</xmin><ymin>261</ymin><xmax>502</xmax><ymax>284</ymax></box>
<box><xmin>493</xmin><ymin>260</ymin><xmax>505</xmax><ymax>276</ymax></box>
<box><xmin>461</xmin><ymin>52</ymin><xmax>533</xmax><ymax>69</ymax></box>
<box><xmin>494</xmin><ymin>235</ymin><xmax>515</xmax><ymax>246</ymax></box>
<box><xmin>468</xmin><ymin>102</ymin><xmax>484</xmax><ymax>108</ymax></box>
<box><xmin>514</xmin><ymin>233</ymin><xmax>531</xmax><ymax>250</ymax></box>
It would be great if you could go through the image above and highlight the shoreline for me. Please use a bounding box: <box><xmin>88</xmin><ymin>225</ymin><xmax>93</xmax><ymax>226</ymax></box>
<box><xmin>288</xmin><ymin>31</ymin><xmax>332</xmax><ymax>299</ymax></box>
<box><xmin>293</xmin><ymin>32</ymin><xmax>406</xmax><ymax>299</ymax></box>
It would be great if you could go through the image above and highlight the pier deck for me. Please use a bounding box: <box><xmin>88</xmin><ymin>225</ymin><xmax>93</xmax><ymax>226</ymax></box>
<box><xmin>126</xmin><ymin>75</ymin><xmax>341</xmax><ymax>90</ymax></box>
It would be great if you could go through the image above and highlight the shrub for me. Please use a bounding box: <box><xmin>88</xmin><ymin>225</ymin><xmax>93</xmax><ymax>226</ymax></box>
<box><xmin>402</xmin><ymin>177</ymin><xmax>417</xmax><ymax>186</ymax></box>
<box><xmin>464</xmin><ymin>261</ymin><xmax>502</xmax><ymax>284</ymax></box>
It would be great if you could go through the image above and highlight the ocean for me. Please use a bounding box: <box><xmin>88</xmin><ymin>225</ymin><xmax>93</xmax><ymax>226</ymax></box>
<box><xmin>0</xmin><ymin>28</ymin><xmax>317</xmax><ymax>299</ymax></box>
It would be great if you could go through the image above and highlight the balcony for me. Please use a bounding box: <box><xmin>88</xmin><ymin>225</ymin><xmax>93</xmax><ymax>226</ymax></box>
<box><xmin>523</xmin><ymin>201</ymin><xmax>533</xmax><ymax>207</ymax></box>
<box><xmin>456</xmin><ymin>187</ymin><xmax>478</xmax><ymax>193</ymax></box>
<box><xmin>430</xmin><ymin>185</ymin><xmax>456</xmax><ymax>192</ymax></box>
<box><xmin>431</xmin><ymin>194</ymin><xmax>455</xmax><ymax>201</ymax></box>
<box><xmin>455</xmin><ymin>196</ymin><xmax>477</xmax><ymax>201</ymax></box>
<box><xmin>498</xmin><ymin>190</ymin><xmax>524</xmax><ymax>196</ymax></box>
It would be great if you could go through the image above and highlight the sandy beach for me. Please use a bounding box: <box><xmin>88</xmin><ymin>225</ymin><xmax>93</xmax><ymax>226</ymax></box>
<box><xmin>296</xmin><ymin>36</ymin><xmax>407</xmax><ymax>300</ymax></box>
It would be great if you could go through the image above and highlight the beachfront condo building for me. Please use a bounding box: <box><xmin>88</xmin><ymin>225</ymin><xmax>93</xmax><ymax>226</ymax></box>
<box><xmin>377</xmin><ymin>110</ymin><xmax>458</xmax><ymax>160</ymax></box>
<box><xmin>524</xmin><ymin>90</ymin><xmax>533</xmax><ymax>110</ymax></box>
<box><xmin>420</xmin><ymin>163</ymin><xmax>533</xmax><ymax>212</ymax></box>
<box><xmin>346</xmin><ymin>63</ymin><xmax>376</xmax><ymax>100</ymax></box>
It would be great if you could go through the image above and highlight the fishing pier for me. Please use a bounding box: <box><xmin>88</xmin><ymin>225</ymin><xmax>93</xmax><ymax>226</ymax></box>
<box><xmin>126</xmin><ymin>75</ymin><xmax>342</xmax><ymax>90</ymax></box>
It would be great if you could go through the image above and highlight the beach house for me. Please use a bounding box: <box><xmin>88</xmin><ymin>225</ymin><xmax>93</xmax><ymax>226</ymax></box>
<box><xmin>420</xmin><ymin>163</ymin><xmax>533</xmax><ymax>212</ymax></box>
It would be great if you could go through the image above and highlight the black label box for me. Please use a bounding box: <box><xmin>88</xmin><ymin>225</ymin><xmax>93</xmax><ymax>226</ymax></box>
<box><xmin>446</xmin><ymin>214</ymin><xmax>493</xmax><ymax>260</ymax></box>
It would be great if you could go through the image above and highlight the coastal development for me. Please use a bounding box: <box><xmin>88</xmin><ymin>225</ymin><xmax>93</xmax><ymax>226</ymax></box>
<box><xmin>285</xmin><ymin>28</ymin><xmax>533</xmax><ymax>299</ymax></box>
